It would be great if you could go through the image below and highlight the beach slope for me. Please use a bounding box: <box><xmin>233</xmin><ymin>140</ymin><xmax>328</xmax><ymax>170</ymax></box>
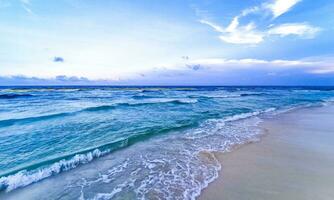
<box><xmin>200</xmin><ymin>105</ymin><xmax>334</xmax><ymax>200</ymax></box>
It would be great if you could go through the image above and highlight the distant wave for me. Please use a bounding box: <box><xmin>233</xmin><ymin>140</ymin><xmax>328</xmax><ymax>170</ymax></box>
<box><xmin>0</xmin><ymin>112</ymin><xmax>75</xmax><ymax>128</ymax></box>
<box><xmin>188</xmin><ymin>93</ymin><xmax>267</xmax><ymax>99</ymax></box>
<box><xmin>0</xmin><ymin>99</ymin><xmax>196</xmax><ymax>128</ymax></box>
<box><xmin>187</xmin><ymin>94</ymin><xmax>241</xmax><ymax>99</ymax></box>
<box><xmin>132</xmin><ymin>95</ymin><xmax>156</xmax><ymax>99</ymax></box>
<box><xmin>0</xmin><ymin>94</ymin><xmax>34</xmax><ymax>99</ymax></box>
<box><xmin>141</xmin><ymin>89</ymin><xmax>164</xmax><ymax>93</ymax></box>
<box><xmin>187</xmin><ymin>92</ymin><xmax>268</xmax><ymax>99</ymax></box>
<box><xmin>0</xmin><ymin>89</ymin><xmax>80</xmax><ymax>93</ymax></box>
<box><xmin>82</xmin><ymin>99</ymin><xmax>196</xmax><ymax>112</ymax></box>
<box><xmin>239</xmin><ymin>92</ymin><xmax>268</xmax><ymax>97</ymax></box>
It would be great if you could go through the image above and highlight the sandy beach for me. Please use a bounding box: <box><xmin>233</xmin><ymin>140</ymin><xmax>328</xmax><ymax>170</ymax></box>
<box><xmin>200</xmin><ymin>104</ymin><xmax>334</xmax><ymax>200</ymax></box>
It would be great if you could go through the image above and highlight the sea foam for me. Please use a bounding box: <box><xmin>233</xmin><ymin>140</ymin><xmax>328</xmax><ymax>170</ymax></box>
<box><xmin>0</xmin><ymin>149</ymin><xmax>108</xmax><ymax>192</ymax></box>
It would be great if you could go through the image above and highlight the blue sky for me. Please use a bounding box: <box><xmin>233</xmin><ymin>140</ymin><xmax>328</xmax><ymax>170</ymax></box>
<box><xmin>1</xmin><ymin>0</ymin><xmax>334</xmax><ymax>85</ymax></box>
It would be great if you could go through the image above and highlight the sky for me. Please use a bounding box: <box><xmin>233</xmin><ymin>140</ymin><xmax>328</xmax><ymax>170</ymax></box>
<box><xmin>1</xmin><ymin>0</ymin><xmax>334</xmax><ymax>85</ymax></box>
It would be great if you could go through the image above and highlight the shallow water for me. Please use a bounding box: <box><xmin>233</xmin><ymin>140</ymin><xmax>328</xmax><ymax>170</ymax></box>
<box><xmin>0</xmin><ymin>86</ymin><xmax>333</xmax><ymax>199</ymax></box>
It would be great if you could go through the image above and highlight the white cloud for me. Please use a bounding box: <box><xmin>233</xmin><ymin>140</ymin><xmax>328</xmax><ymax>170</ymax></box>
<box><xmin>220</xmin><ymin>21</ymin><xmax>264</xmax><ymax>44</ymax></box>
<box><xmin>199</xmin><ymin>0</ymin><xmax>320</xmax><ymax>44</ymax></box>
<box><xmin>239</xmin><ymin>0</ymin><xmax>302</xmax><ymax>19</ymax></box>
<box><xmin>159</xmin><ymin>57</ymin><xmax>325</xmax><ymax>71</ymax></box>
<box><xmin>241</xmin><ymin>6</ymin><xmax>261</xmax><ymax>17</ymax></box>
<box><xmin>20</xmin><ymin>0</ymin><xmax>30</xmax><ymax>4</ymax></box>
<box><xmin>265</xmin><ymin>0</ymin><xmax>302</xmax><ymax>18</ymax></box>
<box><xmin>20</xmin><ymin>0</ymin><xmax>34</xmax><ymax>15</ymax></box>
<box><xmin>268</xmin><ymin>23</ymin><xmax>321</xmax><ymax>38</ymax></box>
<box><xmin>219</xmin><ymin>30</ymin><xmax>264</xmax><ymax>44</ymax></box>
<box><xmin>188</xmin><ymin>58</ymin><xmax>314</xmax><ymax>68</ymax></box>
<box><xmin>199</xmin><ymin>20</ymin><xmax>225</xmax><ymax>33</ymax></box>
<box><xmin>200</xmin><ymin>18</ymin><xmax>265</xmax><ymax>44</ymax></box>
<box><xmin>310</xmin><ymin>68</ymin><xmax>334</xmax><ymax>74</ymax></box>
<box><xmin>184</xmin><ymin>57</ymin><xmax>334</xmax><ymax>74</ymax></box>
<box><xmin>22</xmin><ymin>4</ymin><xmax>33</xmax><ymax>14</ymax></box>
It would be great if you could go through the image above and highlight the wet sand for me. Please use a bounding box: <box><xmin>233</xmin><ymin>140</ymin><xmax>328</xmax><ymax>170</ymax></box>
<box><xmin>200</xmin><ymin>105</ymin><xmax>334</xmax><ymax>200</ymax></box>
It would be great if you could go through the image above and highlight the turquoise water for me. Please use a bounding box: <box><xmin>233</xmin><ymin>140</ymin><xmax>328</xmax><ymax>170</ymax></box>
<box><xmin>0</xmin><ymin>86</ymin><xmax>333</xmax><ymax>199</ymax></box>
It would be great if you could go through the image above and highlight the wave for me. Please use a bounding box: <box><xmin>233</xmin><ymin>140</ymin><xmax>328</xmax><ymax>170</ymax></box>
<box><xmin>1</xmin><ymin>88</ymin><xmax>81</xmax><ymax>93</ymax></box>
<box><xmin>0</xmin><ymin>99</ymin><xmax>196</xmax><ymax>128</ymax></box>
<box><xmin>239</xmin><ymin>92</ymin><xmax>267</xmax><ymax>97</ymax></box>
<box><xmin>0</xmin><ymin>120</ymin><xmax>197</xmax><ymax>192</ymax></box>
<box><xmin>0</xmin><ymin>94</ymin><xmax>34</xmax><ymax>99</ymax></box>
<box><xmin>188</xmin><ymin>94</ymin><xmax>241</xmax><ymax>99</ymax></box>
<box><xmin>82</xmin><ymin>99</ymin><xmax>196</xmax><ymax>112</ymax></box>
<box><xmin>88</xmin><ymin>111</ymin><xmax>270</xmax><ymax>200</ymax></box>
<box><xmin>141</xmin><ymin>89</ymin><xmax>164</xmax><ymax>93</ymax></box>
<box><xmin>188</xmin><ymin>93</ymin><xmax>267</xmax><ymax>99</ymax></box>
<box><xmin>0</xmin><ymin>112</ymin><xmax>75</xmax><ymax>128</ymax></box>
<box><xmin>132</xmin><ymin>95</ymin><xmax>156</xmax><ymax>99</ymax></box>
<box><xmin>322</xmin><ymin>98</ymin><xmax>334</xmax><ymax>106</ymax></box>
<box><xmin>0</xmin><ymin>149</ymin><xmax>109</xmax><ymax>192</ymax></box>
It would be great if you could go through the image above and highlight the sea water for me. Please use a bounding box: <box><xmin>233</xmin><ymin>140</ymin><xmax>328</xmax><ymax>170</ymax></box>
<box><xmin>0</xmin><ymin>86</ymin><xmax>333</xmax><ymax>199</ymax></box>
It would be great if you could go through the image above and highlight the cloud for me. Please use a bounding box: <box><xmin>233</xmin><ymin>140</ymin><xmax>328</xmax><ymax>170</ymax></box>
<box><xmin>1</xmin><ymin>56</ymin><xmax>334</xmax><ymax>85</ymax></box>
<box><xmin>53</xmin><ymin>57</ymin><xmax>65</xmax><ymax>63</ymax></box>
<box><xmin>187</xmin><ymin>58</ymin><xmax>315</xmax><ymax>68</ymax></box>
<box><xmin>310</xmin><ymin>68</ymin><xmax>334</xmax><ymax>74</ymax></box>
<box><xmin>240</xmin><ymin>0</ymin><xmax>302</xmax><ymax>19</ymax></box>
<box><xmin>183</xmin><ymin>57</ymin><xmax>334</xmax><ymax>76</ymax></box>
<box><xmin>186</xmin><ymin>64</ymin><xmax>204</xmax><ymax>71</ymax></box>
<box><xmin>20</xmin><ymin>0</ymin><xmax>34</xmax><ymax>15</ymax></box>
<box><xmin>126</xmin><ymin>57</ymin><xmax>334</xmax><ymax>85</ymax></box>
<box><xmin>158</xmin><ymin>56</ymin><xmax>334</xmax><ymax>74</ymax></box>
<box><xmin>268</xmin><ymin>23</ymin><xmax>321</xmax><ymax>38</ymax></box>
<box><xmin>199</xmin><ymin>0</ymin><xmax>319</xmax><ymax>44</ymax></box>
<box><xmin>220</xmin><ymin>18</ymin><xmax>264</xmax><ymax>44</ymax></box>
<box><xmin>20</xmin><ymin>0</ymin><xmax>30</xmax><ymax>4</ymax></box>
<box><xmin>265</xmin><ymin>0</ymin><xmax>302</xmax><ymax>18</ymax></box>
<box><xmin>0</xmin><ymin>75</ymin><xmax>115</xmax><ymax>85</ymax></box>
<box><xmin>55</xmin><ymin>75</ymin><xmax>87</xmax><ymax>82</ymax></box>
<box><xmin>200</xmin><ymin>19</ymin><xmax>264</xmax><ymax>44</ymax></box>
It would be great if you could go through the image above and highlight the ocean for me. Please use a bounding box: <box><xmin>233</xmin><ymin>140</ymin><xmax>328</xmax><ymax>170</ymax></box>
<box><xmin>0</xmin><ymin>86</ymin><xmax>333</xmax><ymax>200</ymax></box>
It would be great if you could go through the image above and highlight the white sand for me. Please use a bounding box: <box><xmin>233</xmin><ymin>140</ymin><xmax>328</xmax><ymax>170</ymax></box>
<box><xmin>199</xmin><ymin>105</ymin><xmax>334</xmax><ymax>200</ymax></box>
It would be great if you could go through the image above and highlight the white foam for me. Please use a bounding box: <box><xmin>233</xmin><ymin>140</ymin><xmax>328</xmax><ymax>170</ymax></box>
<box><xmin>322</xmin><ymin>98</ymin><xmax>334</xmax><ymax>106</ymax></box>
<box><xmin>224</xmin><ymin>107</ymin><xmax>276</xmax><ymax>122</ymax></box>
<box><xmin>146</xmin><ymin>98</ymin><xmax>198</xmax><ymax>104</ymax></box>
<box><xmin>0</xmin><ymin>149</ymin><xmax>109</xmax><ymax>192</ymax></box>
<box><xmin>81</xmin><ymin>111</ymin><xmax>265</xmax><ymax>200</ymax></box>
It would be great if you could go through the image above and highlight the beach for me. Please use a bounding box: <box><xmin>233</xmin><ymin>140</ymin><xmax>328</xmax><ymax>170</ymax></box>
<box><xmin>199</xmin><ymin>104</ymin><xmax>334</xmax><ymax>200</ymax></box>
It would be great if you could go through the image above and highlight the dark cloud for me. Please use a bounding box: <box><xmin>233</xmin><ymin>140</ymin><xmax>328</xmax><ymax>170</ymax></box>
<box><xmin>181</xmin><ymin>56</ymin><xmax>189</xmax><ymax>60</ymax></box>
<box><xmin>53</xmin><ymin>57</ymin><xmax>64</xmax><ymax>63</ymax></box>
<box><xmin>55</xmin><ymin>75</ymin><xmax>89</xmax><ymax>82</ymax></box>
<box><xmin>186</xmin><ymin>64</ymin><xmax>203</xmax><ymax>71</ymax></box>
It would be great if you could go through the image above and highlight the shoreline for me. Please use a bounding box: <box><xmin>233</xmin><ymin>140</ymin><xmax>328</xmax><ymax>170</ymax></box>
<box><xmin>199</xmin><ymin>104</ymin><xmax>334</xmax><ymax>200</ymax></box>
